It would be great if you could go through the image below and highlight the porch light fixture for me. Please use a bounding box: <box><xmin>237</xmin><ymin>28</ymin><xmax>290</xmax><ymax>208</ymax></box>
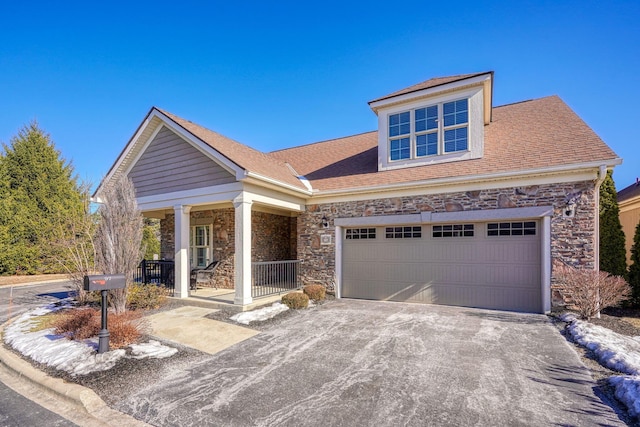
<box><xmin>321</xmin><ymin>215</ymin><xmax>329</xmax><ymax>228</ymax></box>
<box><xmin>563</xmin><ymin>192</ymin><xmax>580</xmax><ymax>218</ymax></box>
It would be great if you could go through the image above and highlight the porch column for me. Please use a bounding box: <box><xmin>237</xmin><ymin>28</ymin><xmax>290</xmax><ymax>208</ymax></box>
<box><xmin>233</xmin><ymin>195</ymin><xmax>253</xmax><ymax>305</ymax></box>
<box><xmin>174</xmin><ymin>204</ymin><xmax>191</xmax><ymax>298</ymax></box>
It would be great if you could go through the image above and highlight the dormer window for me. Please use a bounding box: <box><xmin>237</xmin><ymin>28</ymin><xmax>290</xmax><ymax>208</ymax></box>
<box><xmin>370</xmin><ymin>72</ymin><xmax>492</xmax><ymax>172</ymax></box>
<box><xmin>388</xmin><ymin>98</ymin><xmax>469</xmax><ymax>161</ymax></box>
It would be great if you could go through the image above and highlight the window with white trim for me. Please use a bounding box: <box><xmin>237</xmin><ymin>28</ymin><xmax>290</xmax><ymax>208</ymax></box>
<box><xmin>432</xmin><ymin>224</ymin><xmax>474</xmax><ymax>238</ymax></box>
<box><xmin>385</xmin><ymin>226</ymin><xmax>422</xmax><ymax>238</ymax></box>
<box><xmin>388</xmin><ymin>98</ymin><xmax>469</xmax><ymax>161</ymax></box>
<box><xmin>190</xmin><ymin>225</ymin><xmax>211</xmax><ymax>268</ymax></box>
<box><xmin>487</xmin><ymin>222</ymin><xmax>536</xmax><ymax>236</ymax></box>
<box><xmin>345</xmin><ymin>228</ymin><xmax>376</xmax><ymax>240</ymax></box>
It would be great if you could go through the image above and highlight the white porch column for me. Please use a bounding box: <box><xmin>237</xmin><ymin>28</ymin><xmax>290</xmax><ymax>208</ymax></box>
<box><xmin>174</xmin><ymin>204</ymin><xmax>192</xmax><ymax>298</ymax></box>
<box><xmin>233</xmin><ymin>195</ymin><xmax>253</xmax><ymax>305</ymax></box>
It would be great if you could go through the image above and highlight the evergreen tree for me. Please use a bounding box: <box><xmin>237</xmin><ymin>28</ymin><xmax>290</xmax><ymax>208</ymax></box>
<box><xmin>599</xmin><ymin>169</ymin><xmax>627</xmax><ymax>277</ymax></box>
<box><xmin>629</xmin><ymin>222</ymin><xmax>640</xmax><ymax>306</ymax></box>
<box><xmin>141</xmin><ymin>218</ymin><xmax>161</xmax><ymax>260</ymax></box>
<box><xmin>0</xmin><ymin>122</ymin><xmax>84</xmax><ymax>274</ymax></box>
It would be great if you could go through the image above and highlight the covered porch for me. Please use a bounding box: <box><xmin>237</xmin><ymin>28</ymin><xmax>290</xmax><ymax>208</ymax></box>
<box><xmin>140</xmin><ymin>187</ymin><xmax>306</xmax><ymax>307</ymax></box>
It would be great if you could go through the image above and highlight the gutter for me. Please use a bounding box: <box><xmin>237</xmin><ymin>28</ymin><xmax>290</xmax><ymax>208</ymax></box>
<box><xmin>312</xmin><ymin>159</ymin><xmax>622</xmax><ymax>199</ymax></box>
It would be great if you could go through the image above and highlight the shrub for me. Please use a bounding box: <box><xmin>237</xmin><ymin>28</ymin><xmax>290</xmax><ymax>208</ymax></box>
<box><xmin>554</xmin><ymin>261</ymin><xmax>631</xmax><ymax>319</ymax></box>
<box><xmin>126</xmin><ymin>283</ymin><xmax>168</xmax><ymax>310</ymax></box>
<box><xmin>53</xmin><ymin>308</ymin><xmax>99</xmax><ymax>339</ymax></box>
<box><xmin>51</xmin><ymin>307</ymin><xmax>148</xmax><ymax>349</ymax></box>
<box><xmin>107</xmin><ymin>311</ymin><xmax>148</xmax><ymax>349</ymax></box>
<box><xmin>629</xmin><ymin>222</ymin><xmax>640</xmax><ymax>306</ymax></box>
<box><xmin>281</xmin><ymin>292</ymin><xmax>309</xmax><ymax>309</ymax></box>
<box><xmin>303</xmin><ymin>284</ymin><xmax>326</xmax><ymax>301</ymax></box>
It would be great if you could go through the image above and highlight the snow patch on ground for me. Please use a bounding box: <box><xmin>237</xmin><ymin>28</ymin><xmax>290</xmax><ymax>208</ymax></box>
<box><xmin>230</xmin><ymin>302</ymin><xmax>289</xmax><ymax>325</ymax></box>
<box><xmin>3</xmin><ymin>301</ymin><xmax>177</xmax><ymax>376</ymax></box>
<box><xmin>562</xmin><ymin>313</ymin><xmax>640</xmax><ymax>416</ymax></box>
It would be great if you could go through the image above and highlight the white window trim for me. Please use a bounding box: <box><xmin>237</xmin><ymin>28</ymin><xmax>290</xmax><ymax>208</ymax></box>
<box><xmin>377</xmin><ymin>86</ymin><xmax>484</xmax><ymax>171</ymax></box>
<box><xmin>190</xmin><ymin>224</ymin><xmax>212</xmax><ymax>268</ymax></box>
<box><xmin>388</xmin><ymin>98</ymin><xmax>469</xmax><ymax>162</ymax></box>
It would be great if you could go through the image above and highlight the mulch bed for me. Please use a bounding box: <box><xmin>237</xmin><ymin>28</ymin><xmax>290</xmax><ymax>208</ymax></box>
<box><xmin>587</xmin><ymin>306</ymin><xmax>640</xmax><ymax>337</ymax></box>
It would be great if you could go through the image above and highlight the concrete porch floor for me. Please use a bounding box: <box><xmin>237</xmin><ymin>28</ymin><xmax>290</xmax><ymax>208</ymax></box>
<box><xmin>167</xmin><ymin>286</ymin><xmax>292</xmax><ymax>312</ymax></box>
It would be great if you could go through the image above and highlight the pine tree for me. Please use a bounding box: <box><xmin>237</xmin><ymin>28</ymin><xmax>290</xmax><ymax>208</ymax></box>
<box><xmin>629</xmin><ymin>222</ymin><xmax>640</xmax><ymax>306</ymax></box>
<box><xmin>599</xmin><ymin>169</ymin><xmax>627</xmax><ymax>277</ymax></box>
<box><xmin>0</xmin><ymin>122</ymin><xmax>84</xmax><ymax>274</ymax></box>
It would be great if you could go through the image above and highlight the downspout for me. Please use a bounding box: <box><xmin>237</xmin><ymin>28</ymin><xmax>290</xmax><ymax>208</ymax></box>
<box><xmin>594</xmin><ymin>165</ymin><xmax>608</xmax><ymax>272</ymax></box>
<box><xmin>593</xmin><ymin>165</ymin><xmax>608</xmax><ymax>319</ymax></box>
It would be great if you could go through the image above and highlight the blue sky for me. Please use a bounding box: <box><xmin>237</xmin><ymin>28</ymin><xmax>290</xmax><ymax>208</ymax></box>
<box><xmin>1</xmin><ymin>0</ymin><xmax>638</xmax><ymax>191</ymax></box>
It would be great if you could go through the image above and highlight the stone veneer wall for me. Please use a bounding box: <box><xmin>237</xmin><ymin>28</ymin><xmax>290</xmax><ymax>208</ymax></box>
<box><xmin>160</xmin><ymin>209</ymin><xmax>296</xmax><ymax>289</ymax></box>
<box><xmin>297</xmin><ymin>181</ymin><xmax>597</xmax><ymax>307</ymax></box>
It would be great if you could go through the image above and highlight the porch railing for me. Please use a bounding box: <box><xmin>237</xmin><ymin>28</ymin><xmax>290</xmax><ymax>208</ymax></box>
<box><xmin>134</xmin><ymin>260</ymin><xmax>175</xmax><ymax>290</ymax></box>
<box><xmin>252</xmin><ymin>260</ymin><xmax>302</xmax><ymax>298</ymax></box>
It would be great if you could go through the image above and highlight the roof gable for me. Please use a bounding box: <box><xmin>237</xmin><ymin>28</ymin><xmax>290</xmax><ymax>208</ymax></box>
<box><xmin>129</xmin><ymin>125</ymin><xmax>236</xmax><ymax>198</ymax></box>
<box><xmin>369</xmin><ymin>72</ymin><xmax>491</xmax><ymax>104</ymax></box>
<box><xmin>96</xmin><ymin>107</ymin><xmax>308</xmax><ymax>198</ymax></box>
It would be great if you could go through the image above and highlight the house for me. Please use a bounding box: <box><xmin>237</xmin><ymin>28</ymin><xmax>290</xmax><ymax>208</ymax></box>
<box><xmin>95</xmin><ymin>71</ymin><xmax>621</xmax><ymax>313</ymax></box>
<box><xmin>618</xmin><ymin>179</ymin><xmax>640</xmax><ymax>264</ymax></box>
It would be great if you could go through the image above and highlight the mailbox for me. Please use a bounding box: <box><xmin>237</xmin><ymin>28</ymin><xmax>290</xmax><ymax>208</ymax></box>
<box><xmin>83</xmin><ymin>274</ymin><xmax>126</xmax><ymax>291</ymax></box>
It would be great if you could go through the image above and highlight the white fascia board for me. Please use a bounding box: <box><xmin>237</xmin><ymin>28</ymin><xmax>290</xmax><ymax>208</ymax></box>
<box><xmin>151</xmin><ymin>110</ymin><xmax>243</xmax><ymax>178</ymax></box>
<box><xmin>334</xmin><ymin>206</ymin><xmax>552</xmax><ymax>227</ymax></box>
<box><xmin>243</xmin><ymin>171</ymin><xmax>313</xmax><ymax>197</ymax></box>
<box><xmin>136</xmin><ymin>182</ymin><xmax>243</xmax><ymax>212</ymax></box>
<box><xmin>95</xmin><ymin>114</ymin><xmax>157</xmax><ymax>198</ymax></box>
<box><xmin>369</xmin><ymin>73</ymin><xmax>492</xmax><ymax>113</ymax></box>
<box><xmin>309</xmin><ymin>160</ymin><xmax>622</xmax><ymax>204</ymax></box>
<box><xmin>241</xmin><ymin>182</ymin><xmax>306</xmax><ymax>212</ymax></box>
<box><xmin>122</xmin><ymin>123</ymin><xmax>164</xmax><ymax>177</ymax></box>
<box><xmin>244</xmin><ymin>193</ymin><xmax>305</xmax><ymax>212</ymax></box>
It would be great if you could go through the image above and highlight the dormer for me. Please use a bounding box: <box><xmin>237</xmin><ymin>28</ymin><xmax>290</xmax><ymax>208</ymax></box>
<box><xmin>369</xmin><ymin>72</ymin><xmax>493</xmax><ymax>171</ymax></box>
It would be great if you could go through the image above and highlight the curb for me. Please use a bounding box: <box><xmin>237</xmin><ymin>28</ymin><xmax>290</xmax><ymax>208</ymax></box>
<box><xmin>0</xmin><ymin>321</ymin><xmax>148</xmax><ymax>426</ymax></box>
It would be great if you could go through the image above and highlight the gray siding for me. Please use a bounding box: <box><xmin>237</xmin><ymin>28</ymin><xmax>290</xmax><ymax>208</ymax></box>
<box><xmin>129</xmin><ymin>126</ymin><xmax>236</xmax><ymax>198</ymax></box>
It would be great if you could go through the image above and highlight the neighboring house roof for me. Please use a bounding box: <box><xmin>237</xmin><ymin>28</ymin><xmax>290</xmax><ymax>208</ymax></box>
<box><xmin>270</xmin><ymin>95</ymin><xmax>619</xmax><ymax>193</ymax></box>
<box><xmin>618</xmin><ymin>179</ymin><xmax>640</xmax><ymax>202</ymax></box>
<box><xmin>369</xmin><ymin>72</ymin><xmax>492</xmax><ymax>104</ymax></box>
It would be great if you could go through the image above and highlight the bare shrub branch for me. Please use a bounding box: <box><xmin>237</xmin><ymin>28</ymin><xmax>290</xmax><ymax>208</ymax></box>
<box><xmin>50</xmin><ymin>182</ymin><xmax>98</xmax><ymax>303</ymax></box>
<box><xmin>554</xmin><ymin>260</ymin><xmax>631</xmax><ymax>319</ymax></box>
<box><xmin>94</xmin><ymin>176</ymin><xmax>143</xmax><ymax>314</ymax></box>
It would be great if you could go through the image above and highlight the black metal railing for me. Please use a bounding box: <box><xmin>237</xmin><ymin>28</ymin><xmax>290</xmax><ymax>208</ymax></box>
<box><xmin>252</xmin><ymin>260</ymin><xmax>302</xmax><ymax>298</ymax></box>
<box><xmin>134</xmin><ymin>260</ymin><xmax>175</xmax><ymax>290</ymax></box>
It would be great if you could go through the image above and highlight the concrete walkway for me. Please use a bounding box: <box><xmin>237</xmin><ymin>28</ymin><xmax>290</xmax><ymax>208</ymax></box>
<box><xmin>146</xmin><ymin>306</ymin><xmax>259</xmax><ymax>354</ymax></box>
<box><xmin>119</xmin><ymin>300</ymin><xmax>627</xmax><ymax>427</ymax></box>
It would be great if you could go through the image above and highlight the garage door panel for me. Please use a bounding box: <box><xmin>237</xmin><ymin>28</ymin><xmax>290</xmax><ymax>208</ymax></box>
<box><xmin>342</xmin><ymin>221</ymin><xmax>542</xmax><ymax>313</ymax></box>
<box><xmin>343</xmin><ymin>279</ymin><xmax>436</xmax><ymax>303</ymax></box>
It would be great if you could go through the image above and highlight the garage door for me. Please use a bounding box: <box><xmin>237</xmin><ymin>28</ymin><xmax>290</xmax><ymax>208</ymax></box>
<box><xmin>342</xmin><ymin>221</ymin><xmax>541</xmax><ymax>312</ymax></box>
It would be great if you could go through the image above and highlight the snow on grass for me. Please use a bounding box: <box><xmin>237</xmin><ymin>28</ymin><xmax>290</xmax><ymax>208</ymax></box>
<box><xmin>561</xmin><ymin>313</ymin><xmax>640</xmax><ymax>416</ymax></box>
<box><xmin>230</xmin><ymin>302</ymin><xmax>289</xmax><ymax>325</ymax></box>
<box><xmin>3</xmin><ymin>300</ymin><xmax>177</xmax><ymax>376</ymax></box>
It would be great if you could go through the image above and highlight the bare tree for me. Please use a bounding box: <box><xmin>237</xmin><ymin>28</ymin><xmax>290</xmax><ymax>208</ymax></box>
<box><xmin>554</xmin><ymin>260</ymin><xmax>631</xmax><ymax>319</ymax></box>
<box><xmin>94</xmin><ymin>176</ymin><xmax>143</xmax><ymax>313</ymax></box>
<box><xmin>51</xmin><ymin>182</ymin><xmax>98</xmax><ymax>304</ymax></box>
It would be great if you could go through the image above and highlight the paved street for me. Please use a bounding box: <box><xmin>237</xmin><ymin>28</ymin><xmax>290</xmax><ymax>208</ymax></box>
<box><xmin>0</xmin><ymin>280</ymin><xmax>74</xmax><ymax>324</ymax></box>
<box><xmin>0</xmin><ymin>281</ymin><xmax>79</xmax><ymax>427</ymax></box>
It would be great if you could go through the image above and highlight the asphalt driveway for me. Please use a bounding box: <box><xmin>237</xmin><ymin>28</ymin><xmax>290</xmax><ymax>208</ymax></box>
<box><xmin>120</xmin><ymin>300</ymin><xmax>625</xmax><ymax>426</ymax></box>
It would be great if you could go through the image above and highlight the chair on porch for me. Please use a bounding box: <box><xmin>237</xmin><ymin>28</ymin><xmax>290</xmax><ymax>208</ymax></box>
<box><xmin>190</xmin><ymin>261</ymin><xmax>220</xmax><ymax>292</ymax></box>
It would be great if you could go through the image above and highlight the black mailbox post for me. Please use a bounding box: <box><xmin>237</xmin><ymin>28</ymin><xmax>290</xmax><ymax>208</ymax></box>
<box><xmin>83</xmin><ymin>274</ymin><xmax>126</xmax><ymax>354</ymax></box>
